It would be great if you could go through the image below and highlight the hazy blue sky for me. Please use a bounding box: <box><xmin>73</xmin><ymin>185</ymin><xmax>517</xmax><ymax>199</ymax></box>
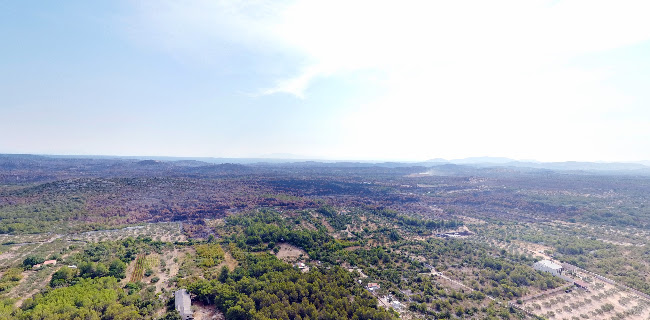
<box><xmin>2</xmin><ymin>1</ymin><xmax>650</xmax><ymax>161</ymax></box>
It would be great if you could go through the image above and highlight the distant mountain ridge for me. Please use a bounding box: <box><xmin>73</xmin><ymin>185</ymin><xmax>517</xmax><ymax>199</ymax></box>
<box><xmin>420</xmin><ymin>157</ymin><xmax>650</xmax><ymax>174</ymax></box>
<box><xmin>2</xmin><ymin>154</ymin><xmax>649</xmax><ymax>175</ymax></box>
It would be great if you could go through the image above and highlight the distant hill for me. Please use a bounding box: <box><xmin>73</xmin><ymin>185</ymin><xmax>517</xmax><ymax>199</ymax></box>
<box><xmin>2</xmin><ymin>153</ymin><xmax>650</xmax><ymax>175</ymax></box>
<box><xmin>450</xmin><ymin>156</ymin><xmax>517</xmax><ymax>164</ymax></box>
<box><xmin>421</xmin><ymin>157</ymin><xmax>650</xmax><ymax>174</ymax></box>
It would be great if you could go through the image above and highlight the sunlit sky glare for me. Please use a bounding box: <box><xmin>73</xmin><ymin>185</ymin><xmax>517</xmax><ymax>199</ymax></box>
<box><xmin>2</xmin><ymin>1</ymin><xmax>650</xmax><ymax>162</ymax></box>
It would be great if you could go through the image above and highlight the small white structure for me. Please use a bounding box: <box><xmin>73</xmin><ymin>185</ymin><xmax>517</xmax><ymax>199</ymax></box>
<box><xmin>533</xmin><ymin>260</ymin><xmax>563</xmax><ymax>276</ymax></box>
<box><xmin>43</xmin><ymin>260</ymin><xmax>57</xmax><ymax>266</ymax></box>
<box><xmin>33</xmin><ymin>260</ymin><xmax>58</xmax><ymax>269</ymax></box>
<box><xmin>295</xmin><ymin>262</ymin><xmax>309</xmax><ymax>272</ymax></box>
<box><xmin>367</xmin><ymin>283</ymin><xmax>380</xmax><ymax>291</ymax></box>
<box><xmin>175</xmin><ymin>289</ymin><xmax>194</xmax><ymax>320</ymax></box>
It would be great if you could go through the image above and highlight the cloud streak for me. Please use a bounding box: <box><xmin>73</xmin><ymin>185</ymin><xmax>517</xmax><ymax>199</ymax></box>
<box><xmin>127</xmin><ymin>1</ymin><xmax>650</xmax><ymax>98</ymax></box>
<box><xmin>268</xmin><ymin>0</ymin><xmax>650</xmax><ymax>97</ymax></box>
<box><xmin>123</xmin><ymin>0</ymin><xmax>650</xmax><ymax>161</ymax></box>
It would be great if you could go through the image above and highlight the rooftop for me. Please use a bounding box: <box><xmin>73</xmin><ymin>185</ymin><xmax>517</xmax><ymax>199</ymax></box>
<box><xmin>536</xmin><ymin>260</ymin><xmax>562</xmax><ymax>270</ymax></box>
<box><xmin>175</xmin><ymin>289</ymin><xmax>193</xmax><ymax>319</ymax></box>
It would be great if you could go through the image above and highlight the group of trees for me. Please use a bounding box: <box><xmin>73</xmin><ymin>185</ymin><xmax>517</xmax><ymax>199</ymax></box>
<box><xmin>393</xmin><ymin>238</ymin><xmax>564</xmax><ymax>300</ymax></box>
<box><xmin>0</xmin><ymin>268</ymin><xmax>22</xmax><ymax>294</ymax></box>
<box><xmin>196</xmin><ymin>243</ymin><xmax>225</xmax><ymax>267</ymax></box>
<box><xmin>395</xmin><ymin>215</ymin><xmax>462</xmax><ymax>231</ymax></box>
<box><xmin>187</xmin><ymin>253</ymin><xmax>396</xmax><ymax>320</ymax></box>
<box><xmin>19</xmin><ymin>277</ymin><xmax>143</xmax><ymax>320</ymax></box>
<box><xmin>50</xmin><ymin>259</ymin><xmax>126</xmax><ymax>287</ymax></box>
<box><xmin>477</xmin><ymin>222</ymin><xmax>650</xmax><ymax>295</ymax></box>
<box><xmin>225</xmin><ymin>209</ymin><xmax>357</xmax><ymax>261</ymax></box>
<box><xmin>0</xmin><ymin>236</ymin><xmax>172</xmax><ymax>319</ymax></box>
<box><xmin>219</xmin><ymin>208</ymin><xmax>536</xmax><ymax>319</ymax></box>
<box><xmin>0</xmin><ymin>196</ymin><xmax>86</xmax><ymax>234</ymax></box>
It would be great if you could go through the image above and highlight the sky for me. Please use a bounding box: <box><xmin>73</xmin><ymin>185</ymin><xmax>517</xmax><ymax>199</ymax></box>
<box><xmin>1</xmin><ymin>0</ymin><xmax>650</xmax><ymax>162</ymax></box>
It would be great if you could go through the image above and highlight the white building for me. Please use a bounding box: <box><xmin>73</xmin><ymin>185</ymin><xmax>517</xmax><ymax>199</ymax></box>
<box><xmin>367</xmin><ymin>283</ymin><xmax>380</xmax><ymax>291</ymax></box>
<box><xmin>533</xmin><ymin>260</ymin><xmax>563</xmax><ymax>276</ymax></box>
<box><xmin>175</xmin><ymin>289</ymin><xmax>194</xmax><ymax>320</ymax></box>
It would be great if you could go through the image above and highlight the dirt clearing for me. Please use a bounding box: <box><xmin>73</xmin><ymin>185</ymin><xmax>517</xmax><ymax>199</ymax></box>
<box><xmin>273</xmin><ymin>243</ymin><xmax>307</xmax><ymax>263</ymax></box>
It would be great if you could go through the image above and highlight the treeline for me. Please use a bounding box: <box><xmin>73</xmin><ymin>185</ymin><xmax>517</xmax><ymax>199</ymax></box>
<box><xmin>370</xmin><ymin>208</ymin><xmax>462</xmax><ymax>230</ymax></box>
<box><xmin>0</xmin><ymin>196</ymin><xmax>86</xmax><ymax>234</ymax></box>
<box><xmin>78</xmin><ymin>237</ymin><xmax>169</xmax><ymax>264</ymax></box>
<box><xmin>18</xmin><ymin>277</ymin><xmax>143</xmax><ymax>320</ymax></box>
<box><xmin>396</xmin><ymin>215</ymin><xmax>461</xmax><ymax>230</ymax></box>
<box><xmin>186</xmin><ymin>253</ymin><xmax>396</xmax><ymax>320</ymax></box>
<box><xmin>225</xmin><ymin>210</ymin><xmax>357</xmax><ymax>260</ymax></box>
<box><xmin>50</xmin><ymin>259</ymin><xmax>127</xmax><ymax>287</ymax></box>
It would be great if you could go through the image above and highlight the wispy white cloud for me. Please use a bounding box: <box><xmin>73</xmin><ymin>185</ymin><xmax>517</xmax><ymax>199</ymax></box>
<box><xmin>267</xmin><ymin>0</ymin><xmax>650</xmax><ymax>98</ymax></box>
<box><xmin>126</xmin><ymin>0</ymin><xmax>650</xmax><ymax>97</ymax></box>
<box><xmin>124</xmin><ymin>0</ymin><xmax>291</xmax><ymax>64</ymax></box>
<box><xmin>124</xmin><ymin>0</ymin><xmax>650</xmax><ymax>161</ymax></box>
<box><xmin>259</xmin><ymin>65</ymin><xmax>329</xmax><ymax>98</ymax></box>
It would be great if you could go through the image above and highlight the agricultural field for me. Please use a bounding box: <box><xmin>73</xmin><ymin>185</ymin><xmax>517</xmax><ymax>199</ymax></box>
<box><xmin>0</xmin><ymin>222</ymin><xmax>183</xmax><ymax>270</ymax></box>
<box><xmin>8</xmin><ymin>266</ymin><xmax>57</xmax><ymax>307</ymax></box>
<box><xmin>153</xmin><ymin>248</ymin><xmax>185</xmax><ymax>293</ymax></box>
<box><xmin>66</xmin><ymin>222</ymin><xmax>186</xmax><ymax>243</ymax></box>
<box><xmin>0</xmin><ymin>240</ymin><xmax>72</xmax><ymax>269</ymax></box>
<box><xmin>521</xmin><ymin>276</ymin><xmax>650</xmax><ymax>319</ymax></box>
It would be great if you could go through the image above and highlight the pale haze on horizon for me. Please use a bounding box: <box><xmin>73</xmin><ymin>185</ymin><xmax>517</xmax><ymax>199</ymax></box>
<box><xmin>1</xmin><ymin>1</ymin><xmax>650</xmax><ymax>162</ymax></box>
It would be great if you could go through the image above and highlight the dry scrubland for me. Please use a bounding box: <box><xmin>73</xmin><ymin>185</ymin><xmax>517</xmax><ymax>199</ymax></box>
<box><xmin>0</xmin><ymin>155</ymin><xmax>649</xmax><ymax>319</ymax></box>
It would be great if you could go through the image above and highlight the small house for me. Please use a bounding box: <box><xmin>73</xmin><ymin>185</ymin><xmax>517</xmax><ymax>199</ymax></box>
<box><xmin>533</xmin><ymin>260</ymin><xmax>563</xmax><ymax>277</ymax></box>
<box><xmin>574</xmin><ymin>280</ymin><xmax>589</xmax><ymax>290</ymax></box>
<box><xmin>43</xmin><ymin>260</ymin><xmax>57</xmax><ymax>266</ymax></box>
<box><xmin>367</xmin><ymin>283</ymin><xmax>380</xmax><ymax>291</ymax></box>
<box><xmin>175</xmin><ymin>289</ymin><xmax>194</xmax><ymax>320</ymax></box>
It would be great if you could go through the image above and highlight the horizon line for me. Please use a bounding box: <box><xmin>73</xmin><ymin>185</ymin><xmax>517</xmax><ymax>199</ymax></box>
<box><xmin>1</xmin><ymin>152</ymin><xmax>649</xmax><ymax>165</ymax></box>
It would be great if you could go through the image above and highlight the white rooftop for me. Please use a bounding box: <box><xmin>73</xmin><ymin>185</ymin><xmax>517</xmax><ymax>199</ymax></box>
<box><xmin>175</xmin><ymin>289</ymin><xmax>193</xmax><ymax>319</ymax></box>
<box><xmin>536</xmin><ymin>259</ymin><xmax>562</xmax><ymax>270</ymax></box>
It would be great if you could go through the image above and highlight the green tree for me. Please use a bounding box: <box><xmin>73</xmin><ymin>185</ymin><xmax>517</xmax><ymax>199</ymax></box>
<box><xmin>161</xmin><ymin>310</ymin><xmax>183</xmax><ymax>320</ymax></box>
<box><xmin>226</xmin><ymin>305</ymin><xmax>252</xmax><ymax>320</ymax></box>
<box><xmin>109</xmin><ymin>259</ymin><xmax>127</xmax><ymax>279</ymax></box>
<box><xmin>95</xmin><ymin>262</ymin><xmax>109</xmax><ymax>278</ymax></box>
<box><xmin>50</xmin><ymin>266</ymin><xmax>78</xmax><ymax>287</ymax></box>
<box><xmin>219</xmin><ymin>265</ymin><xmax>230</xmax><ymax>283</ymax></box>
<box><xmin>22</xmin><ymin>256</ymin><xmax>44</xmax><ymax>269</ymax></box>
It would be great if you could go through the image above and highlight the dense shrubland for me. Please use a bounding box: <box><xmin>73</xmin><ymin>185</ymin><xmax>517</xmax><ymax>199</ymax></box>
<box><xmin>186</xmin><ymin>254</ymin><xmax>395</xmax><ymax>320</ymax></box>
